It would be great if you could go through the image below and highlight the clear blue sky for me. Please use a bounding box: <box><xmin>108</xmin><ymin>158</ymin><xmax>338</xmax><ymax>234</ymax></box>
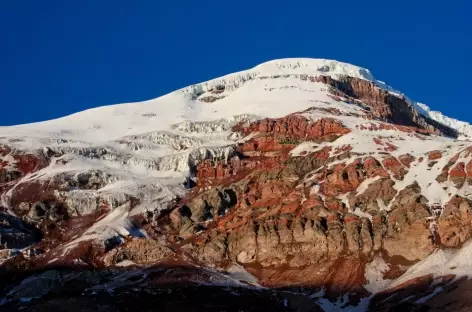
<box><xmin>0</xmin><ymin>0</ymin><xmax>469</xmax><ymax>126</ymax></box>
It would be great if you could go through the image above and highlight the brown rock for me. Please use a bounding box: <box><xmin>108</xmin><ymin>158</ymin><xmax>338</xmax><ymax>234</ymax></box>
<box><xmin>450</xmin><ymin>162</ymin><xmax>467</xmax><ymax>188</ymax></box>
<box><xmin>102</xmin><ymin>238</ymin><xmax>174</xmax><ymax>266</ymax></box>
<box><xmin>316</xmin><ymin>75</ymin><xmax>457</xmax><ymax>137</ymax></box>
<box><xmin>438</xmin><ymin>197</ymin><xmax>472</xmax><ymax>247</ymax></box>
<box><xmin>398</xmin><ymin>153</ymin><xmax>415</xmax><ymax>168</ymax></box>
<box><xmin>382</xmin><ymin>156</ymin><xmax>407</xmax><ymax>180</ymax></box>
<box><xmin>428</xmin><ymin>150</ymin><xmax>442</xmax><ymax>160</ymax></box>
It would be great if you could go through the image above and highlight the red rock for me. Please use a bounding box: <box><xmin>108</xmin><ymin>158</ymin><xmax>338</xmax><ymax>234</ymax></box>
<box><xmin>449</xmin><ymin>162</ymin><xmax>467</xmax><ymax>187</ymax></box>
<box><xmin>382</xmin><ymin>156</ymin><xmax>407</xmax><ymax>179</ymax></box>
<box><xmin>344</xmin><ymin>214</ymin><xmax>360</xmax><ymax>224</ymax></box>
<box><xmin>313</xmin><ymin>146</ymin><xmax>332</xmax><ymax>159</ymax></box>
<box><xmin>321</xmin><ymin>160</ymin><xmax>366</xmax><ymax>196</ymax></box>
<box><xmin>450</xmin><ymin>162</ymin><xmax>467</xmax><ymax>178</ymax></box>
<box><xmin>235</xmin><ymin>116</ymin><xmax>351</xmax><ymax>141</ymax></box>
<box><xmin>428</xmin><ymin>150</ymin><xmax>442</xmax><ymax>160</ymax></box>
<box><xmin>373</xmin><ymin>138</ymin><xmax>382</xmax><ymax>145</ymax></box>
<box><xmin>363</xmin><ymin>157</ymin><xmax>389</xmax><ymax>178</ymax></box>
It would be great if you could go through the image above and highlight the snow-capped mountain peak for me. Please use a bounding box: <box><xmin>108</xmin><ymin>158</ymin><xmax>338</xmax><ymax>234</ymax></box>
<box><xmin>2</xmin><ymin>58</ymin><xmax>472</xmax><ymax>311</ymax></box>
<box><xmin>2</xmin><ymin>58</ymin><xmax>469</xmax><ymax>143</ymax></box>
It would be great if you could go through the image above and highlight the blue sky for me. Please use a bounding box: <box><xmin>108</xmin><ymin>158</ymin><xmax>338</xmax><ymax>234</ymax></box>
<box><xmin>0</xmin><ymin>0</ymin><xmax>469</xmax><ymax>126</ymax></box>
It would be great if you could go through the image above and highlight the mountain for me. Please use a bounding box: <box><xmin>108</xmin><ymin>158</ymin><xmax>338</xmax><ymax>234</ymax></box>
<box><xmin>1</xmin><ymin>58</ymin><xmax>472</xmax><ymax>311</ymax></box>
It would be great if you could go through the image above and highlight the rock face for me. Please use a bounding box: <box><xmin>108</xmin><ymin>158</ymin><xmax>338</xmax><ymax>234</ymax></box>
<box><xmin>1</xmin><ymin>58</ymin><xmax>472</xmax><ymax>310</ymax></box>
<box><xmin>158</xmin><ymin>116</ymin><xmax>445</xmax><ymax>290</ymax></box>
<box><xmin>101</xmin><ymin>238</ymin><xmax>175</xmax><ymax>266</ymax></box>
<box><xmin>236</xmin><ymin>115</ymin><xmax>351</xmax><ymax>141</ymax></box>
<box><xmin>315</xmin><ymin>75</ymin><xmax>458</xmax><ymax>137</ymax></box>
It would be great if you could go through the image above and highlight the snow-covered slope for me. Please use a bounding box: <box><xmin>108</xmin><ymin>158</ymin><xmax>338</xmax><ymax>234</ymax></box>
<box><xmin>414</xmin><ymin>102</ymin><xmax>472</xmax><ymax>139</ymax></box>
<box><xmin>0</xmin><ymin>59</ymin><xmax>369</xmax><ymax>143</ymax></box>
<box><xmin>2</xmin><ymin>58</ymin><xmax>470</xmax><ymax>143</ymax></box>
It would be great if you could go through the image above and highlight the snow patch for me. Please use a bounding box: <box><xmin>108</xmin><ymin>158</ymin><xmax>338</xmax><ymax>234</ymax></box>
<box><xmin>390</xmin><ymin>240</ymin><xmax>472</xmax><ymax>288</ymax></box>
<box><xmin>364</xmin><ymin>257</ymin><xmax>390</xmax><ymax>293</ymax></box>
